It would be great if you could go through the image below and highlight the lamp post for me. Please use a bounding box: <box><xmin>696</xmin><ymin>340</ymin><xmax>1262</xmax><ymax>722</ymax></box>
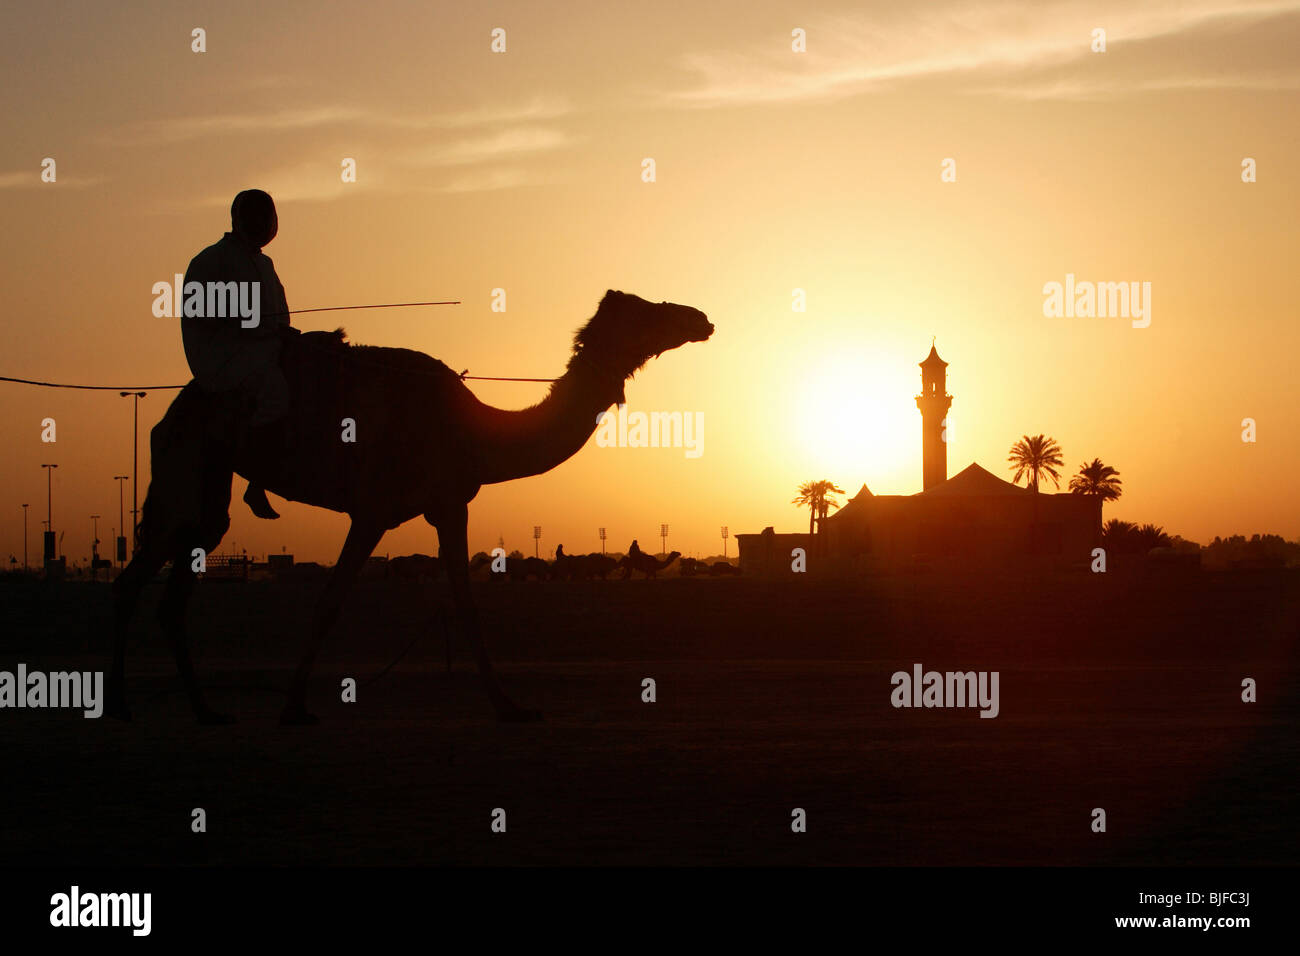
<box><xmin>40</xmin><ymin>464</ymin><xmax>57</xmax><ymax>564</ymax></box>
<box><xmin>533</xmin><ymin>526</ymin><xmax>542</xmax><ymax>559</ymax></box>
<box><xmin>660</xmin><ymin>523</ymin><xmax>669</xmax><ymax>556</ymax></box>
<box><xmin>598</xmin><ymin>527</ymin><xmax>606</xmax><ymax>556</ymax></box>
<box><xmin>119</xmin><ymin>391</ymin><xmax>147</xmax><ymax>551</ymax></box>
<box><xmin>721</xmin><ymin>525</ymin><xmax>729</xmax><ymax>558</ymax></box>
<box><xmin>113</xmin><ymin>475</ymin><xmax>129</xmax><ymax>565</ymax></box>
<box><xmin>91</xmin><ymin>514</ymin><xmax>101</xmax><ymax>564</ymax></box>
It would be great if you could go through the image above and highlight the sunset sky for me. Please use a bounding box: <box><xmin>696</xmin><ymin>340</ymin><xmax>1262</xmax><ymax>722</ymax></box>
<box><xmin>2</xmin><ymin>0</ymin><xmax>1298</xmax><ymax>564</ymax></box>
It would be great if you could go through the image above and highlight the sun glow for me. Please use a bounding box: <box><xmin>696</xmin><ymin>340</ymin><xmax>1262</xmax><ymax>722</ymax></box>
<box><xmin>788</xmin><ymin>348</ymin><xmax>918</xmax><ymax>494</ymax></box>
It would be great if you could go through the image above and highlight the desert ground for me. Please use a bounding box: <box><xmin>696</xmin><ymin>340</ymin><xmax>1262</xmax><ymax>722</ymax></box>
<box><xmin>1</xmin><ymin>563</ymin><xmax>1296</xmax><ymax>866</ymax></box>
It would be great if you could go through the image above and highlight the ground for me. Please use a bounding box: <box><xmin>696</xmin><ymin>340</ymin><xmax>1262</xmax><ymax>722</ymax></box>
<box><xmin>1</xmin><ymin>566</ymin><xmax>1296</xmax><ymax>866</ymax></box>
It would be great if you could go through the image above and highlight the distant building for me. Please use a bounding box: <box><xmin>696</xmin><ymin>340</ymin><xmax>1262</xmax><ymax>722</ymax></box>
<box><xmin>821</xmin><ymin>463</ymin><xmax>1100</xmax><ymax>564</ymax></box>
<box><xmin>734</xmin><ymin>527</ymin><xmax>812</xmax><ymax>575</ymax></box>
<box><xmin>916</xmin><ymin>342</ymin><xmax>952</xmax><ymax>491</ymax></box>
<box><xmin>740</xmin><ymin>344</ymin><xmax>1101</xmax><ymax>573</ymax></box>
<box><xmin>267</xmin><ymin>553</ymin><xmax>294</xmax><ymax>571</ymax></box>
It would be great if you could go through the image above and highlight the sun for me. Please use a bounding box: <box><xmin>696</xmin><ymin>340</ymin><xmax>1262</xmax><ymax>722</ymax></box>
<box><xmin>787</xmin><ymin>349</ymin><xmax>916</xmax><ymax>492</ymax></box>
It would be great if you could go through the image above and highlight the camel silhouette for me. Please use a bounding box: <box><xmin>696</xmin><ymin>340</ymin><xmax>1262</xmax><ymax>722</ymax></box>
<box><xmin>619</xmin><ymin>540</ymin><xmax>681</xmax><ymax>579</ymax></box>
<box><xmin>107</xmin><ymin>290</ymin><xmax>712</xmax><ymax>724</ymax></box>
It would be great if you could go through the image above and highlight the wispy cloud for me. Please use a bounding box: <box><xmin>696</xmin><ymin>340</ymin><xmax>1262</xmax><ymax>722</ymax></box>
<box><xmin>401</xmin><ymin>127</ymin><xmax>571</xmax><ymax>167</ymax></box>
<box><xmin>435</xmin><ymin>167</ymin><xmax>537</xmax><ymax>194</ymax></box>
<box><xmin>107</xmin><ymin>97</ymin><xmax>573</xmax><ymax>147</ymax></box>
<box><xmin>668</xmin><ymin>0</ymin><xmax>1300</xmax><ymax>107</ymax></box>
<box><xmin>0</xmin><ymin>171</ymin><xmax>106</xmax><ymax>190</ymax></box>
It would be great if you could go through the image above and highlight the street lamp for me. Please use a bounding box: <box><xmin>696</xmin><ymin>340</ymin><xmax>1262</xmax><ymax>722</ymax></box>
<box><xmin>598</xmin><ymin>527</ymin><xmax>606</xmax><ymax>556</ymax></box>
<box><xmin>721</xmin><ymin>526</ymin><xmax>729</xmax><ymax>558</ymax></box>
<box><xmin>660</xmin><ymin>523</ymin><xmax>669</xmax><ymax>556</ymax></box>
<box><xmin>533</xmin><ymin>526</ymin><xmax>542</xmax><ymax>559</ymax></box>
<box><xmin>113</xmin><ymin>475</ymin><xmax>129</xmax><ymax>565</ymax></box>
<box><xmin>119</xmin><ymin>391</ymin><xmax>147</xmax><ymax>551</ymax></box>
<box><xmin>91</xmin><ymin>514</ymin><xmax>101</xmax><ymax>564</ymax></box>
<box><xmin>40</xmin><ymin>464</ymin><xmax>57</xmax><ymax>564</ymax></box>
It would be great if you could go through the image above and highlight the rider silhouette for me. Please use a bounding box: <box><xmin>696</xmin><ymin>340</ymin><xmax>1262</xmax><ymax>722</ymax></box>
<box><xmin>181</xmin><ymin>189</ymin><xmax>292</xmax><ymax>519</ymax></box>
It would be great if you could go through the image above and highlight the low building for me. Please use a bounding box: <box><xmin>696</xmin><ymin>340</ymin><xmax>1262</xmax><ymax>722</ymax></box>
<box><xmin>734</xmin><ymin>527</ymin><xmax>813</xmax><ymax>575</ymax></box>
<box><xmin>821</xmin><ymin>463</ymin><xmax>1101</xmax><ymax>565</ymax></box>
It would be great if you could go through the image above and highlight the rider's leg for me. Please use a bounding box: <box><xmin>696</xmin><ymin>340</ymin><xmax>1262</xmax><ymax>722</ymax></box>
<box><xmin>241</xmin><ymin>365</ymin><xmax>290</xmax><ymax>520</ymax></box>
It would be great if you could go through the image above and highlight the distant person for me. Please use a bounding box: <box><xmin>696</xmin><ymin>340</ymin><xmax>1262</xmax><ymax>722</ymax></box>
<box><xmin>182</xmin><ymin>189</ymin><xmax>293</xmax><ymax>519</ymax></box>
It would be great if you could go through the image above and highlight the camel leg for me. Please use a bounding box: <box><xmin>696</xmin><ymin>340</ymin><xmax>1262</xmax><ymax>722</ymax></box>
<box><xmin>107</xmin><ymin>537</ymin><xmax>171</xmax><ymax>721</ymax></box>
<box><xmin>159</xmin><ymin>551</ymin><xmax>234</xmax><ymax>725</ymax></box>
<box><xmin>281</xmin><ymin>518</ymin><xmax>385</xmax><ymax>725</ymax></box>
<box><xmin>432</xmin><ymin>505</ymin><xmax>541</xmax><ymax>722</ymax></box>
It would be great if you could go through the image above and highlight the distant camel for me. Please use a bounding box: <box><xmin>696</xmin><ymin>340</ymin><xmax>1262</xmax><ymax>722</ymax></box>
<box><xmin>513</xmin><ymin>556</ymin><xmax>551</xmax><ymax>581</ymax></box>
<box><xmin>469</xmin><ymin>552</ymin><xmax>548</xmax><ymax>582</ymax></box>
<box><xmin>552</xmin><ymin>544</ymin><xmax>581</xmax><ymax>581</ymax></box>
<box><xmin>620</xmin><ymin>540</ymin><xmax>681</xmax><ymax>579</ymax></box>
<box><xmin>582</xmin><ymin>553</ymin><xmax>618</xmax><ymax>580</ymax></box>
<box><xmin>108</xmin><ymin>290</ymin><xmax>712</xmax><ymax>724</ymax></box>
<box><xmin>387</xmin><ymin>553</ymin><xmax>442</xmax><ymax>582</ymax></box>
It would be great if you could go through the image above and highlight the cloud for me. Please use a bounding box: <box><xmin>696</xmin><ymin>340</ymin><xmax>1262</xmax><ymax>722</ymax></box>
<box><xmin>401</xmin><ymin>127</ymin><xmax>571</xmax><ymax>167</ymax></box>
<box><xmin>108</xmin><ymin>97</ymin><xmax>573</xmax><ymax>147</ymax></box>
<box><xmin>435</xmin><ymin>167</ymin><xmax>536</xmax><ymax>194</ymax></box>
<box><xmin>667</xmin><ymin>0</ymin><xmax>1300</xmax><ymax>107</ymax></box>
<box><xmin>0</xmin><ymin>171</ymin><xmax>106</xmax><ymax>189</ymax></box>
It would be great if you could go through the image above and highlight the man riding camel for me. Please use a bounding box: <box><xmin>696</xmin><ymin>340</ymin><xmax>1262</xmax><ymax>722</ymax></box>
<box><xmin>181</xmin><ymin>189</ymin><xmax>293</xmax><ymax>519</ymax></box>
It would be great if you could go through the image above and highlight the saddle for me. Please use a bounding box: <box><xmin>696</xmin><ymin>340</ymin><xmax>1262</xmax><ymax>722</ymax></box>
<box><xmin>149</xmin><ymin>329</ymin><xmax>355</xmax><ymax>516</ymax></box>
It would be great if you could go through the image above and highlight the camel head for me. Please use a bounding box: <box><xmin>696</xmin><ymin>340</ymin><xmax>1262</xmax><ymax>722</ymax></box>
<box><xmin>571</xmin><ymin>291</ymin><xmax>713</xmax><ymax>400</ymax></box>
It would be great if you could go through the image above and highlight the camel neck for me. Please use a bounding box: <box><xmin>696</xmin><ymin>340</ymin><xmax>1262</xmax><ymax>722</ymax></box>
<box><xmin>473</xmin><ymin>356</ymin><xmax>624</xmax><ymax>485</ymax></box>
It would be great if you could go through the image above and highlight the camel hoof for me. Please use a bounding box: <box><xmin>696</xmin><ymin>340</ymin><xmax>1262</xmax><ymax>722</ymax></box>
<box><xmin>280</xmin><ymin>706</ymin><xmax>320</xmax><ymax>726</ymax></box>
<box><xmin>497</xmin><ymin>706</ymin><xmax>543</xmax><ymax>723</ymax></box>
<box><xmin>196</xmin><ymin>709</ymin><xmax>236</xmax><ymax>726</ymax></box>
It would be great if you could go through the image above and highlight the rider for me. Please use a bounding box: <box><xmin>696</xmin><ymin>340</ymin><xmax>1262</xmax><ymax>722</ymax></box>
<box><xmin>181</xmin><ymin>189</ymin><xmax>292</xmax><ymax>519</ymax></box>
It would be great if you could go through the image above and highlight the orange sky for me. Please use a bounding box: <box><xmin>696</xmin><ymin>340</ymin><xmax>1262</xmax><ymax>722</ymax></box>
<box><xmin>2</xmin><ymin>0</ymin><xmax>1298</xmax><ymax>564</ymax></box>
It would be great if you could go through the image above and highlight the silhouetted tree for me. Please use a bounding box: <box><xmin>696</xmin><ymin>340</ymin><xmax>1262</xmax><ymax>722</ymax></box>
<box><xmin>1008</xmin><ymin>434</ymin><xmax>1063</xmax><ymax>492</ymax></box>
<box><xmin>1069</xmin><ymin>458</ymin><xmax>1123</xmax><ymax>501</ymax></box>
<box><xmin>1102</xmin><ymin>519</ymin><xmax>1172</xmax><ymax>554</ymax></box>
<box><xmin>792</xmin><ymin>480</ymin><xmax>846</xmax><ymax>535</ymax></box>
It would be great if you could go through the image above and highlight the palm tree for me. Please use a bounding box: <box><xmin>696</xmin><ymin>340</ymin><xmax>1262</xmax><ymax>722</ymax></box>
<box><xmin>1102</xmin><ymin>519</ymin><xmax>1171</xmax><ymax>554</ymax></box>
<box><xmin>1007</xmin><ymin>434</ymin><xmax>1064</xmax><ymax>492</ymax></box>
<box><xmin>792</xmin><ymin>480</ymin><xmax>846</xmax><ymax>535</ymax></box>
<box><xmin>1102</xmin><ymin>518</ymin><xmax>1137</xmax><ymax>551</ymax></box>
<box><xmin>1069</xmin><ymin>458</ymin><xmax>1123</xmax><ymax>501</ymax></box>
<box><xmin>1137</xmin><ymin>523</ymin><xmax>1172</xmax><ymax>551</ymax></box>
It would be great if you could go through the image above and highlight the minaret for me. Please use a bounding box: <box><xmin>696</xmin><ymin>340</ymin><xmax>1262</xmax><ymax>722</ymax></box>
<box><xmin>916</xmin><ymin>342</ymin><xmax>952</xmax><ymax>491</ymax></box>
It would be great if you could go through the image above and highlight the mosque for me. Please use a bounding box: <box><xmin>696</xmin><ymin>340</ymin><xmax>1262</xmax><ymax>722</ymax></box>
<box><xmin>737</xmin><ymin>345</ymin><xmax>1102</xmax><ymax>572</ymax></box>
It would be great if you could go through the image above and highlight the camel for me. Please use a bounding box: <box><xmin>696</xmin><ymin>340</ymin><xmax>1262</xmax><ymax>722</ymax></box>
<box><xmin>619</xmin><ymin>540</ymin><xmax>681</xmax><ymax>579</ymax></box>
<box><xmin>511</xmin><ymin>556</ymin><xmax>551</xmax><ymax>582</ymax></box>
<box><xmin>107</xmin><ymin>290</ymin><xmax>712</xmax><ymax>724</ymax></box>
<box><xmin>551</xmin><ymin>544</ymin><xmax>583</xmax><ymax>581</ymax></box>
<box><xmin>473</xmin><ymin>553</ymin><xmax>550</xmax><ymax>582</ymax></box>
<box><xmin>387</xmin><ymin>553</ymin><xmax>442</xmax><ymax>583</ymax></box>
<box><xmin>552</xmin><ymin>546</ymin><xmax>618</xmax><ymax>581</ymax></box>
<box><xmin>584</xmin><ymin>553</ymin><xmax>618</xmax><ymax>580</ymax></box>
